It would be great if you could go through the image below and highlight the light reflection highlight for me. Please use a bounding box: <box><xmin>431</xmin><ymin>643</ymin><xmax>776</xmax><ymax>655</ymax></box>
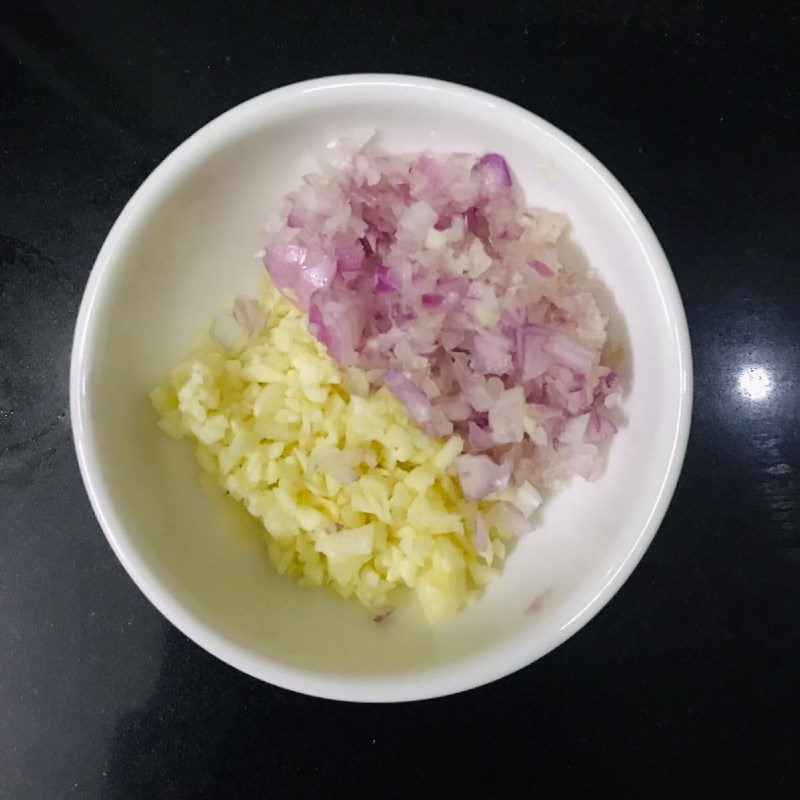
<box><xmin>738</xmin><ymin>366</ymin><xmax>772</xmax><ymax>401</ymax></box>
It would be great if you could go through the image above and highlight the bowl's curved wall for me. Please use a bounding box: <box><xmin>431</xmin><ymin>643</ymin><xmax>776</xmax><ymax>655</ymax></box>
<box><xmin>71</xmin><ymin>76</ymin><xmax>691</xmax><ymax>701</ymax></box>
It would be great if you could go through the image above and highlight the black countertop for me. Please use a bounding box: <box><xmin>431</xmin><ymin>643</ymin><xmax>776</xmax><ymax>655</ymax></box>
<box><xmin>1</xmin><ymin>2</ymin><xmax>798</xmax><ymax>798</ymax></box>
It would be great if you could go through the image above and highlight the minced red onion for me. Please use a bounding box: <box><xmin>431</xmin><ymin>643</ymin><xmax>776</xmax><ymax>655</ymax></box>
<box><xmin>456</xmin><ymin>454</ymin><xmax>512</xmax><ymax>501</ymax></box>
<box><xmin>263</xmin><ymin>137</ymin><xmax>621</xmax><ymax>502</ymax></box>
<box><xmin>472</xmin><ymin>513</ymin><xmax>490</xmax><ymax>554</ymax></box>
<box><xmin>233</xmin><ymin>295</ymin><xmax>267</xmax><ymax>340</ymax></box>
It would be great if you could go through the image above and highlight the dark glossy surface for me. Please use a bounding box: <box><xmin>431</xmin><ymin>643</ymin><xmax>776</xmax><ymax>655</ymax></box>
<box><xmin>1</xmin><ymin>2</ymin><xmax>798</xmax><ymax>797</ymax></box>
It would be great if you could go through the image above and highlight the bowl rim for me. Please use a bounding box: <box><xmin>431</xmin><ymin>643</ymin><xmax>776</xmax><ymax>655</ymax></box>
<box><xmin>70</xmin><ymin>73</ymin><xmax>693</xmax><ymax>702</ymax></box>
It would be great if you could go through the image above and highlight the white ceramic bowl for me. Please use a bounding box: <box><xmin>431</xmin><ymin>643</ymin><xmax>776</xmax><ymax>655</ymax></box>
<box><xmin>71</xmin><ymin>75</ymin><xmax>691</xmax><ymax>702</ymax></box>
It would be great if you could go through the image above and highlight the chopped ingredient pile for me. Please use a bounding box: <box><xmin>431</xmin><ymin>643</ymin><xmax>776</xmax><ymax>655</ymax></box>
<box><xmin>151</xmin><ymin>281</ymin><xmax>515</xmax><ymax>623</ymax></box>
<box><xmin>152</xmin><ymin>136</ymin><xmax>622</xmax><ymax>623</ymax></box>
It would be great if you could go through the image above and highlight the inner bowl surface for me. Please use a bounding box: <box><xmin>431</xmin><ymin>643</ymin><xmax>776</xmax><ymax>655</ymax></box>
<box><xmin>71</xmin><ymin>75</ymin><xmax>692</xmax><ymax>702</ymax></box>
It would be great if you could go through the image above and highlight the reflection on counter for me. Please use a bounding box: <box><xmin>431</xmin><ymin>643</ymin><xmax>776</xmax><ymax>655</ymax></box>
<box><xmin>737</xmin><ymin>366</ymin><xmax>772</xmax><ymax>401</ymax></box>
